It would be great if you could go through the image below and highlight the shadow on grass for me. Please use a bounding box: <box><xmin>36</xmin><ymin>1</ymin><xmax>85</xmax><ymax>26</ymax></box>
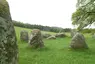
<box><xmin>59</xmin><ymin>46</ymin><xmax>95</xmax><ymax>54</ymax></box>
<box><xmin>26</xmin><ymin>46</ymin><xmax>50</xmax><ymax>52</ymax></box>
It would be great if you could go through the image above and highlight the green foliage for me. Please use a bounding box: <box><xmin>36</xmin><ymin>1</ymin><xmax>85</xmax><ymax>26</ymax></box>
<box><xmin>81</xmin><ymin>29</ymin><xmax>95</xmax><ymax>33</ymax></box>
<box><xmin>72</xmin><ymin>0</ymin><xmax>95</xmax><ymax>30</ymax></box>
<box><xmin>15</xmin><ymin>26</ymin><xmax>95</xmax><ymax>64</ymax></box>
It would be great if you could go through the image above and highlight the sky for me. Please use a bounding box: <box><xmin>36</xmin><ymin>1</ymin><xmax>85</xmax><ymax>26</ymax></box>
<box><xmin>7</xmin><ymin>0</ymin><xmax>77</xmax><ymax>28</ymax></box>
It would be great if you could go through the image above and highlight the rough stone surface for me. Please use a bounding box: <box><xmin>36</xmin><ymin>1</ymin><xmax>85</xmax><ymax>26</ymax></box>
<box><xmin>20</xmin><ymin>30</ymin><xmax>28</xmax><ymax>41</ymax></box>
<box><xmin>71</xmin><ymin>29</ymin><xmax>77</xmax><ymax>38</ymax></box>
<box><xmin>42</xmin><ymin>33</ymin><xmax>51</xmax><ymax>38</ymax></box>
<box><xmin>47</xmin><ymin>35</ymin><xmax>56</xmax><ymax>39</ymax></box>
<box><xmin>29</xmin><ymin>29</ymin><xmax>44</xmax><ymax>48</ymax></box>
<box><xmin>0</xmin><ymin>0</ymin><xmax>18</xmax><ymax>64</ymax></box>
<box><xmin>55</xmin><ymin>33</ymin><xmax>66</xmax><ymax>38</ymax></box>
<box><xmin>70</xmin><ymin>33</ymin><xmax>88</xmax><ymax>49</ymax></box>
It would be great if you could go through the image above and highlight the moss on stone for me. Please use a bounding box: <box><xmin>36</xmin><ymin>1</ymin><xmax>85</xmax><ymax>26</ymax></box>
<box><xmin>0</xmin><ymin>0</ymin><xmax>18</xmax><ymax>64</ymax></box>
<box><xmin>0</xmin><ymin>0</ymin><xmax>11</xmax><ymax>20</ymax></box>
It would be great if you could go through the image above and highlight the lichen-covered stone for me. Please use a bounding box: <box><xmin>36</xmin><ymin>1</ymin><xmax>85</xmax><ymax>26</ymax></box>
<box><xmin>20</xmin><ymin>30</ymin><xmax>28</xmax><ymax>41</ymax></box>
<box><xmin>70</xmin><ymin>33</ymin><xmax>88</xmax><ymax>49</ymax></box>
<box><xmin>29</xmin><ymin>29</ymin><xmax>44</xmax><ymax>48</ymax></box>
<box><xmin>0</xmin><ymin>0</ymin><xmax>18</xmax><ymax>64</ymax></box>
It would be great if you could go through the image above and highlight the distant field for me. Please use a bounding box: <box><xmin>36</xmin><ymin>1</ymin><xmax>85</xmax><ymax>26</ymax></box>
<box><xmin>14</xmin><ymin>26</ymin><xmax>56</xmax><ymax>39</ymax></box>
<box><xmin>14</xmin><ymin>26</ymin><xmax>95</xmax><ymax>64</ymax></box>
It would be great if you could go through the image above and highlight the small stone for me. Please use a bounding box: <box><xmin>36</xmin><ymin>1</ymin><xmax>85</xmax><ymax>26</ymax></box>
<box><xmin>20</xmin><ymin>30</ymin><xmax>28</xmax><ymax>41</ymax></box>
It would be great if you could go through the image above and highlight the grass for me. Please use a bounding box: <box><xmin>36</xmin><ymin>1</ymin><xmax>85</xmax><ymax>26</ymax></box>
<box><xmin>14</xmin><ymin>26</ymin><xmax>95</xmax><ymax>64</ymax></box>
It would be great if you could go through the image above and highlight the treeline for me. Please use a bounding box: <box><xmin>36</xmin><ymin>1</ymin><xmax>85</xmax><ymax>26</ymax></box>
<box><xmin>13</xmin><ymin>20</ymin><xmax>95</xmax><ymax>33</ymax></box>
<box><xmin>13</xmin><ymin>20</ymin><xmax>71</xmax><ymax>33</ymax></box>
<box><xmin>81</xmin><ymin>29</ymin><xmax>95</xmax><ymax>34</ymax></box>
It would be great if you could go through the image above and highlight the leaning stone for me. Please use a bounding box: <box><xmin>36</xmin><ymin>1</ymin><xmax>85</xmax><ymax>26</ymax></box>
<box><xmin>70</xmin><ymin>33</ymin><xmax>88</xmax><ymax>49</ymax></box>
<box><xmin>20</xmin><ymin>30</ymin><xmax>28</xmax><ymax>41</ymax></box>
<box><xmin>0</xmin><ymin>0</ymin><xmax>18</xmax><ymax>64</ymax></box>
<box><xmin>29</xmin><ymin>29</ymin><xmax>44</xmax><ymax>48</ymax></box>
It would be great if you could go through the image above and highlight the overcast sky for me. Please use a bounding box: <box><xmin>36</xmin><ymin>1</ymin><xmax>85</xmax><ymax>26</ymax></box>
<box><xmin>7</xmin><ymin>0</ymin><xmax>77</xmax><ymax>28</ymax></box>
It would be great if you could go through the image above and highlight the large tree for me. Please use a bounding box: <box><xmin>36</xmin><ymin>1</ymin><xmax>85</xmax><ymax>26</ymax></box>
<box><xmin>72</xmin><ymin>0</ymin><xmax>95</xmax><ymax>30</ymax></box>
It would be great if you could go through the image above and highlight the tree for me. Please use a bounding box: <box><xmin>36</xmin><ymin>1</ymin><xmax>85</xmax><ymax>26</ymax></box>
<box><xmin>72</xmin><ymin>0</ymin><xmax>95</xmax><ymax>30</ymax></box>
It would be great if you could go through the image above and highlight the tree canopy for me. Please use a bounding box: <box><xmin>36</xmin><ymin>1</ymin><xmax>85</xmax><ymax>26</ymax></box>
<box><xmin>72</xmin><ymin>0</ymin><xmax>95</xmax><ymax>30</ymax></box>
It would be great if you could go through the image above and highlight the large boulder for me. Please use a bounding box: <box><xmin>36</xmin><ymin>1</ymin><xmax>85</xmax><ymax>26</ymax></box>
<box><xmin>70</xmin><ymin>33</ymin><xmax>88</xmax><ymax>49</ymax></box>
<box><xmin>55</xmin><ymin>33</ymin><xmax>66</xmax><ymax>38</ymax></box>
<box><xmin>29</xmin><ymin>29</ymin><xmax>44</xmax><ymax>48</ymax></box>
<box><xmin>0</xmin><ymin>0</ymin><xmax>18</xmax><ymax>64</ymax></box>
<box><xmin>20</xmin><ymin>30</ymin><xmax>28</xmax><ymax>41</ymax></box>
<box><xmin>47</xmin><ymin>35</ymin><xmax>56</xmax><ymax>39</ymax></box>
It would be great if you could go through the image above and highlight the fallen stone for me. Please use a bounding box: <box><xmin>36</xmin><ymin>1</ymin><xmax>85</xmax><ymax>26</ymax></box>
<box><xmin>47</xmin><ymin>35</ymin><xmax>56</xmax><ymax>39</ymax></box>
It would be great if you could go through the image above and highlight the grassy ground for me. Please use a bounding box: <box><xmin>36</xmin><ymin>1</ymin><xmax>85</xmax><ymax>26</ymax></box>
<box><xmin>14</xmin><ymin>26</ymin><xmax>95</xmax><ymax>64</ymax></box>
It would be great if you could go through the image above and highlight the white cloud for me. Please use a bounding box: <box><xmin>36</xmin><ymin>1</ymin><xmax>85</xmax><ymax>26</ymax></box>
<box><xmin>7</xmin><ymin>0</ymin><xmax>77</xmax><ymax>28</ymax></box>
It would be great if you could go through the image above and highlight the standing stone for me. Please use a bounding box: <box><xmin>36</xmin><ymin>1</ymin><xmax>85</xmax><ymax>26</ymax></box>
<box><xmin>29</xmin><ymin>29</ymin><xmax>44</xmax><ymax>48</ymax></box>
<box><xmin>0</xmin><ymin>0</ymin><xmax>18</xmax><ymax>64</ymax></box>
<box><xmin>70</xmin><ymin>33</ymin><xmax>88</xmax><ymax>49</ymax></box>
<box><xmin>20</xmin><ymin>30</ymin><xmax>28</xmax><ymax>41</ymax></box>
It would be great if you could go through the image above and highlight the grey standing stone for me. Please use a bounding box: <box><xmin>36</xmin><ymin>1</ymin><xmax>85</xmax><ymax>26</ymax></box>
<box><xmin>20</xmin><ymin>30</ymin><xmax>28</xmax><ymax>41</ymax></box>
<box><xmin>0</xmin><ymin>0</ymin><xmax>18</xmax><ymax>64</ymax></box>
<box><xmin>29</xmin><ymin>29</ymin><xmax>44</xmax><ymax>48</ymax></box>
<box><xmin>70</xmin><ymin>33</ymin><xmax>88</xmax><ymax>49</ymax></box>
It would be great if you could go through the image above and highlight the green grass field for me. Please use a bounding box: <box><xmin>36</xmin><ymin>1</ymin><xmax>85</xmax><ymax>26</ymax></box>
<box><xmin>14</xmin><ymin>26</ymin><xmax>95</xmax><ymax>64</ymax></box>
